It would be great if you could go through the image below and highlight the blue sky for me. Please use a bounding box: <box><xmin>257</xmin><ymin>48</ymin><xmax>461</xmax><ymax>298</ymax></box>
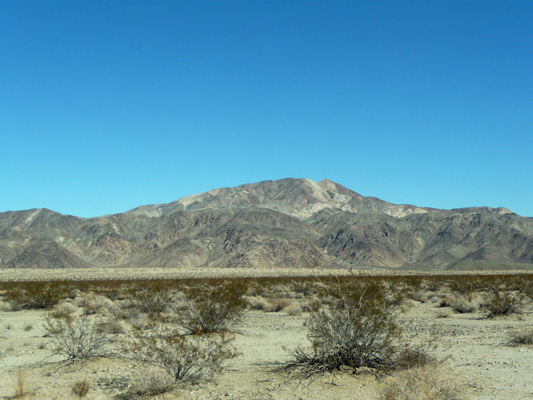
<box><xmin>1</xmin><ymin>1</ymin><xmax>532</xmax><ymax>218</ymax></box>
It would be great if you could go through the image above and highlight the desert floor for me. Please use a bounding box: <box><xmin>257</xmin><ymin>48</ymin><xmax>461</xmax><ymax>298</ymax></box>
<box><xmin>0</xmin><ymin>268</ymin><xmax>532</xmax><ymax>400</ymax></box>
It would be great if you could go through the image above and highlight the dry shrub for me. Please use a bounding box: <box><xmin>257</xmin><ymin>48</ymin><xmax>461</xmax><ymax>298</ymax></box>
<box><xmin>126</xmin><ymin>317</ymin><xmax>237</xmax><ymax>381</ymax></box>
<box><xmin>393</xmin><ymin>348</ymin><xmax>436</xmax><ymax>370</ymax></box>
<box><xmin>114</xmin><ymin>372</ymin><xmax>174</xmax><ymax>400</ymax></box>
<box><xmin>301</xmin><ymin>296</ymin><xmax>322</xmax><ymax>312</ymax></box>
<box><xmin>82</xmin><ymin>294</ymin><xmax>118</xmax><ymax>316</ymax></box>
<box><xmin>4</xmin><ymin>282</ymin><xmax>71</xmax><ymax>310</ymax></box>
<box><xmin>449</xmin><ymin>295</ymin><xmax>478</xmax><ymax>314</ymax></box>
<box><xmin>382</xmin><ymin>364</ymin><xmax>466</xmax><ymax>400</ymax></box>
<box><xmin>72</xmin><ymin>377</ymin><xmax>90</xmax><ymax>398</ymax></box>
<box><xmin>175</xmin><ymin>280</ymin><xmax>247</xmax><ymax>334</ymax></box>
<box><xmin>482</xmin><ymin>288</ymin><xmax>527</xmax><ymax>318</ymax></box>
<box><xmin>290</xmin><ymin>279</ymin><xmax>400</xmax><ymax>377</ymax></box>
<box><xmin>94</xmin><ymin>319</ymin><xmax>126</xmax><ymax>335</ymax></box>
<box><xmin>439</xmin><ymin>296</ymin><xmax>451</xmax><ymax>308</ymax></box>
<box><xmin>266</xmin><ymin>297</ymin><xmax>292</xmax><ymax>312</ymax></box>
<box><xmin>410</xmin><ymin>292</ymin><xmax>428</xmax><ymax>303</ymax></box>
<box><xmin>448</xmin><ymin>277</ymin><xmax>478</xmax><ymax>301</ymax></box>
<box><xmin>284</xmin><ymin>302</ymin><xmax>303</xmax><ymax>316</ymax></box>
<box><xmin>508</xmin><ymin>329</ymin><xmax>533</xmax><ymax>346</ymax></box>
<box><xmin>289</xmin><ymin>280</ymin><xmax>317</xmax><ymax>296</ymax></box>
<box><xmin>54</xmin><ymin>302</ymin><xmax>78</xmax><ymax>316</ymax></box>
<box><xmin>422</xmin><ymin>277</ymin><xmax>446</xmax><ymax>292</ymax></box>
<box><xmin>246</xmin><ymin>295</ymin><xmax>269</xmax><ymax>310</ymax></box>
<box><xmin>44</xmin><ymin>307</ymin><xmax>109</xmax><ymax>361</ymax></box>
<box><xmin>125</xmin><ymin>287</ymin><xmax>173</xmax><ymax>315</ymax></box>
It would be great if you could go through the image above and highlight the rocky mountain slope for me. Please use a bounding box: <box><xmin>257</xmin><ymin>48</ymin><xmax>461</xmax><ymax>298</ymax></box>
<box><xmin>1</xmin><ymin>178</ymin><xmax>532</xmax><ymax>270</ymax></box>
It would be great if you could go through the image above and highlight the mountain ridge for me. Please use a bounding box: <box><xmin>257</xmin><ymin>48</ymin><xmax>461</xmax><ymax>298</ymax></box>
<box><xmin>1</xmin><ymin>178</ymin><xmax>531</xmax><ymax>270</ymax></box>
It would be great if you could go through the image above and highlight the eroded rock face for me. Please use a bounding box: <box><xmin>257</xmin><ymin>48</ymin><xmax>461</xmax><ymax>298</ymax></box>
<box><xmin>1</xmin><ymin>178</ymin><xmax>532</xmax><ymax>270</ymax></box>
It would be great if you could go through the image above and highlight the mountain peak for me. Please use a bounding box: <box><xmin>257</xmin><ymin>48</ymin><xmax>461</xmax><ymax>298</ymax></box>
<box><xmin>126</xmin><ymin>178</ymin><xmax>409</xmax><ymax>219</ymax></box>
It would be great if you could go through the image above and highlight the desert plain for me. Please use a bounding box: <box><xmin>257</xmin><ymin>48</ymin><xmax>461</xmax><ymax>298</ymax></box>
<box><xmin>1</xmin><ymin>268</ymin><xmax>533</xmax><ymax>400</ymax></box>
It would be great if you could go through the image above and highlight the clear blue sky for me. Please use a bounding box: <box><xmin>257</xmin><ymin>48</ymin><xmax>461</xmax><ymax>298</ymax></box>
<box><xmin>1</xmin><ymin>1</ymin><xmax>532</xmax><ymax>218</ymax></box>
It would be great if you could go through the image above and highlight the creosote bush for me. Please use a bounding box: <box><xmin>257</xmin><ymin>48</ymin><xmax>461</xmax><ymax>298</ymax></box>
<box><xmin>175</xmin><ymin>280</ymin><xmax>247</xmax><ymax>334</ymax></box>
<box><xmin>44</xmin><ymin>307</ymin><xmax>109</xmax><ymax>361</ymax></box>
<box><xmin>449</xmin><ymin>295</ymin><xmax>478</xmax><ymax>314</ymax></box>
<box><xmin>482</xmin><ymin>287</ymin><xmax>527</xmax><ymax>318</ymax></box>
<box><xmin>3</xmin><ymin>282</ymin><xmax>71</xmax><ymax>310</ymax></box>
<box><xmin>126</xmin><ymin>316</ymin><xmax>237</xmax><ymax>381</ymax></box>
<box><xmin>125</xmin><ymin>286</ymin><xmax>173</xmax><ymax>315</ymax></box>
<box><xmin>290</xmin><ymin>279</ymin><xmax>401</xmax><ymax>377</ymax></box>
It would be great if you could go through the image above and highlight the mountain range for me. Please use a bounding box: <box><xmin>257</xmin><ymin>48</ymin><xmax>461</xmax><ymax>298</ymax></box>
<box><xmin>1</xmin><ymin>178</ymin><xmax>532</xmax><ymax>270</ymax></box>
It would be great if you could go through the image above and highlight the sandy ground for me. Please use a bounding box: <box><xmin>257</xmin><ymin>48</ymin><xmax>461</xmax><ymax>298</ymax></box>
<box><xmin>1</xmin><ymin>269</ymin><xmax>533</xmax><ymax>399</ymax></box>
<box><xmin>1</xmin><ymin>267</ymin><xmax>531</xmax><ymax>282</ymax></box>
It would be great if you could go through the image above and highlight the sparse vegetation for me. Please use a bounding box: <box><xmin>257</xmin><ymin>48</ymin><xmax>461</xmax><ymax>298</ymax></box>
<box><xmin>3</xmin><ymin>282</ymin><xmax>71</xmax><ymax>310</ymax></box>
<box><xmin>508</xmin><ymin>329</ymin><xmax>533</xmax><ymax>346</ymax></box>
<box><xmin>71</xmin><ymin>377</ymin><xmax>91</xmax><ymax>398</ymax></box>
<box><xmin>174</xmin><ymin>280</ymin><xmax>247</xmax><ymax>334</ymax></box>
<box><xmin>381</xmin><ymin>364</ymin><xmax>466</xmax><ymax>400</ymax></box>
<box><xmin>114</xmin><ymin>373</ymin><xmax>174</xmax><ymax>400</ymax></box>
<box><xmin>126</xmin><ymin>315</ymin><xmax>238</xmax><ymax>381</ymax></box>
<box><xmin>44</xmin><ymin>307</ymin><xmax>109</xmax><ymax>361</ymax></box>
<box><xmin>0</xmin><ymin>273</ymin><xmax>531</xmax><ymax>399</ymax></box>
<box><xmin>290</xmin><ymin>279</ymin><xmax>401</xmax><ymax>377</ymax></box>
<box><xmin>14</xmin><ymin>371</ymin><xmax>27</xmax><ymax>398</ymax></box>
<box><xmin>482</xmin><ymin>286</ymin><xmax>527</xmax><ymax>318</ymax></box>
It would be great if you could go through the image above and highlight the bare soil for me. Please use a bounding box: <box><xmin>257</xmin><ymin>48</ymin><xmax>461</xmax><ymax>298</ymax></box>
<box><xmin>1</xmin><ymin>268</ymin><xmax>532</xmax><ymax>400</ymax></box>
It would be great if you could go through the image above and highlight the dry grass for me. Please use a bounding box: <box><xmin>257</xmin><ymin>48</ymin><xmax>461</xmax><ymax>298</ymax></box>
<box><xmin>71</xmin><ymin>377</ymin><xmax>91</xmax><ymax>398</ymax></box>
<box><xmin>508</xmin><ymin>329</ymin><xmax>533</xmax><ymax>346</ymax></box>
<box><xmin>382</xmin><ymin>364</ymin><xmax>467</xmax><ymax>400</ymax></box>
<box><xmin>114</xmin><ymin>372</ymin><xmax>174</xmax><ymax>400</ymax></box>
<box><xmin>14</xmin><ymin>371</ymin><xmax>27</xmax><ymax>398</ymax></box>
<box><xmin>265</xmin><ymin>297</ymin><xmax>292</xmax><ymax>312</ymax></box>
<box><xmin>448</xmin><ymin>295</ymin><xmax>478</xmax><ymax>314</ymax></box>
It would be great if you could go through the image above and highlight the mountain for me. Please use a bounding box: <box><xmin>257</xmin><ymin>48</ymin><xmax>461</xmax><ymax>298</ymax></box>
<box><xmin>1</xmin><ymin>178</ymin><xmax>532</xmax><ymax>270</ymax></box>
<box><xmin>128</xmin><ymin>178</ymin><xmax>430</xmax><ymax>219</ymax></box>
